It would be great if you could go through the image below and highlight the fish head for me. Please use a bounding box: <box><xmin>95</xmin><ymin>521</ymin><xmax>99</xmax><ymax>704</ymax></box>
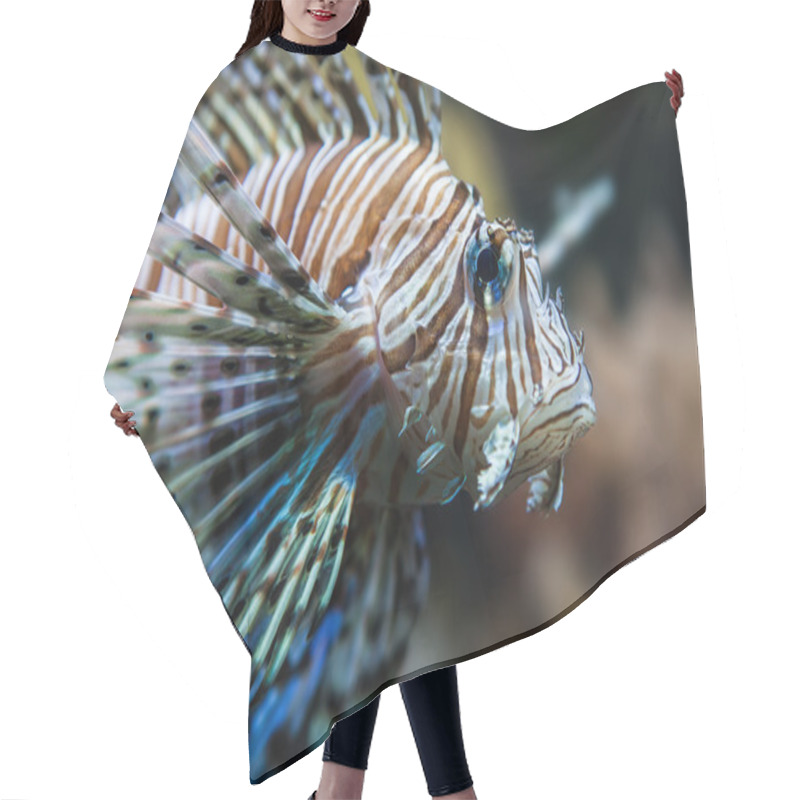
<box><xmin>379</xmin><ymin>215</ymin><xmax>597</xmax><ymax>510</ymax></box>
<box><xmin>455</xmin><ymin>216</ymin><xmax>597</xmax><ymax>508</ymax></box>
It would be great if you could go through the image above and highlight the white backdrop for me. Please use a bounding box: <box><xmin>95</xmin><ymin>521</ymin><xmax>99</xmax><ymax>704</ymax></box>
<box><xmin>1</xmin><ymin>1</ymin><xmax>797</xmax><ymax>798</ymax></box>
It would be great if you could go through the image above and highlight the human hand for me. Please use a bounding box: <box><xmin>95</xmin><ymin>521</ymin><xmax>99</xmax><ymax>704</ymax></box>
<box><xmin>110</xmin><ymin>402</ymin><xmax>139</xmax><ymax>436</ymax></box>
<box><xmin>665</xmin><ymin>68</ymin><xmax>684</xmax><ymax>116</ymax></box>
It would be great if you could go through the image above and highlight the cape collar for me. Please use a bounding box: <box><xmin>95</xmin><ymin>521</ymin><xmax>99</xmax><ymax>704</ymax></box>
<box><xmin>270</xmin><ymin>31</ymin><xmax>348</xmax><ymax>55</ymax></box>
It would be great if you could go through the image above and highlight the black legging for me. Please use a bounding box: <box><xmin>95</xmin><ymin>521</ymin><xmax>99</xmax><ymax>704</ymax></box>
<box><xmin>323</xmin><ymin>664</ymin><xmax>473</xmax><ymax>797</ymax></box>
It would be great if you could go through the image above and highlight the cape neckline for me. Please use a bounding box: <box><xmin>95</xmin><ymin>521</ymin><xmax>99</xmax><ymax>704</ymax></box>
<box><xmin>269</xmin><ymin>31</ymin><xmax>348</xmax><ymax>55</ymax></box>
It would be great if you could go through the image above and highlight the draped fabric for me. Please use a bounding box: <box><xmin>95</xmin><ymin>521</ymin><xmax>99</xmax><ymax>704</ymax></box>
<box><xmin>104</xmin><ymin>37</ymin><xmax>705</xmax><ymax>783</ymax></box>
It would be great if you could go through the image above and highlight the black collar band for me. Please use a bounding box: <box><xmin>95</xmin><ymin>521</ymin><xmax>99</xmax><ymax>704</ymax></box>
<box><xmin>270</xmin><ymin>32</ymin><xmax>348</xmax><ymax>55</ymax></box>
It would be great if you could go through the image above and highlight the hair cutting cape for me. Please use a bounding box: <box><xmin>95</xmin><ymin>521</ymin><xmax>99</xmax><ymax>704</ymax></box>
<box><xmin>104</xmin><ymin>36</ymin><xmax>706</xmax><ymax>784</ymax></box>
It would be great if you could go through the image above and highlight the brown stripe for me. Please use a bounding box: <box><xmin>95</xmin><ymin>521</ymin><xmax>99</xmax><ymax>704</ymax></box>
<box><xmin>145</xmin><ymin>258</ymin><xmax>164</xmax><ymax>293</ymax></box>
<box><xmin>304</xmin><ymin>323</ymin><xmax>373</xmax><ymax>368</ymax></box>
<box><xmin>403</xmin><ymin>221</ymin><xmax>471</xmax><ymax>368</ymax></box>
<box><xmin>397</xmin><ymin>73</ymin><xmax>433</xmax><ymax>149</ymax></box>
<box><xmin>381</xmin><ymin>169</ymin><xmax>456</xmax><ymax>336</ymax></box>
<box><xmin>200</xmin><ymin>215</ymin><xmax>230</xmax><ymax>308</ymax></box>
<box><xmin>548</xmin><ymin>369</ymin><xmax>584</xmax><ymax>404</ymax></box>
<box><xmin>453</xmin><ymin>301</ymin><xmax>488</xmax><ymax>460</ymax></box>
<box><xmin>275</xmin><ymin>141</ymin><xmax>323</xmax><ymax>243</ymax></box>
<box><xmin>514</xmin><ymin>320</ymin><xmax>527</xmax><ymax>395</ymax></box>
<box><xmin>381</xmin><ymin>227</ymin><xmax>466</xmax><ymax>374</ymax></box>
<box><xmin>262</xmin><ymin>156</ymin><xmax>287</xmax><ymax>235</ymax></box>
<box><xmin>327</xmin><ymin>141</ymin><xmax>434</xmax><ymax>299</ymax></box>
<box><xmin>519</xmin><ymin>402</ymin><xmax>584</xmax><ymax>446</ymax></box>
<box><xmin>381</xmin><ymin>332</ymin><xmax>416</xmax><ymax>374</ymax></box>
<box><xmin>383</xmin><ymin>235</ymin><xmax>459</xmax><ymax>362</ymax></box>
<box><xmin>538</xmin><ymin>327</ymin><xmax>565</xmax><ymax>373</ymax></box>
<box><xmin>292</xmin><ymin>140</ymin><xmax>366</xmax><ymax>281</ymax></box>
<box><xmin>471</xmin><ymin>354</ymin><xmax>495</xmax><ymax>429</ymax></box>
<box><xmin>384</xmin><ymin>216</ymin><xmax>414</xmax><ymax>261</ymax></box>
<box><xmin>377</xmin><ymin>180</ymin><xmax>471</xmax><ymax>315</ymax></box>
<box><xmin>517</xmin><ymin>249</ymin><xmax>543</xmax><ymax>387</ymax></box>
<box><xmin>307</xmin><ymin>136</ymin><xmax>395</xmax><ymax>284</ymax></box>
<box><xmin>199</xmin><ymin>95</ymin><xmax>251</xmax><ymax>181</ymax></box>
<box><xmin>288</xmin><ymin>86</ymin><xmax>323</xmax><ymax>148</ymax></box>
<box><xmin>433</xmin><ymin>315</ymin><xmax>466</xmax><ymax>436</ymax></box>
<box><xmin>503</xmin><ymin>317</ymin><xmax>519</xmax><ymax>417</ymax></box>
<box><xmin>343</xmin><ymin>82</ymin><xmax>371</xmax><ymax>141</ymax></box>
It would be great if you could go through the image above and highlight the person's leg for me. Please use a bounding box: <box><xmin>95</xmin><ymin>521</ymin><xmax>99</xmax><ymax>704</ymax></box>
<box><xmin>315</xmin><ymin>693</ymin><xmax>381</xmax><ymax>800</ymax></box>
<box><xmin>400</xmin><ymin>665</ymin><xmax>476</xmax><ymax>799</ymax></box>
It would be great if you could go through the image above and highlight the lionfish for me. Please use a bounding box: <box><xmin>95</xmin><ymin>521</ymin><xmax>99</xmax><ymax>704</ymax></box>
<box><xmin>104</xmin><ymin>41</ymin><xmax>597</xmax><ymax>780</ymax></box>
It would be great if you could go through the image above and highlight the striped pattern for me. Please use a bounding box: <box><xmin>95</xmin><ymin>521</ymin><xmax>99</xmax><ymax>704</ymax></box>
<box><xmin>104</xmin><ymin>40</ymin><xmax>596</xmax><ymax>780</ymax></box>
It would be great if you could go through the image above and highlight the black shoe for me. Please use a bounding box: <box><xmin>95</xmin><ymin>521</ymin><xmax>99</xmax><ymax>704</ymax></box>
<box><xmin>307</xmin><ymin>792</ymin><xmax>317</xmax><ymax>800</ymax></box>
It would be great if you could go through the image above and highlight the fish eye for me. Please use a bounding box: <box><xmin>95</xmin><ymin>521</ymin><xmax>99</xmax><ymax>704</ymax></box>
<box><xmin>467</xmin><ymin>230</ymin><xmax>513</xmax><ymax>309</ymax></box>
<box><xmin>476</xmin><ymin>248</ymin><xmax>499</xmax><ymax>283</ymax></box>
